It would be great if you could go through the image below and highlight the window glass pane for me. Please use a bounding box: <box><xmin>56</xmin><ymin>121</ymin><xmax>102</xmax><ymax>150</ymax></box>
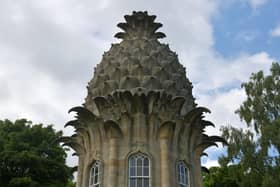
<box><xmin>137</xmin><ymin>157</ymin><xmax>142</xmax><ymax>166</ymax></box>
<box><xmin>144</xmin><ymin>178</ymin><xmax>149</xmax><ymax>187</ymax></box>
<box><xmin>130</xmin><ymin>167</ymin><xmax>136</xmax><ymax>176</ymax></box>
<box><xmin>137</xmin><ymin>178</ymin><xmax>142</xmax><ymax>187</ymax></box>
<box><xmin>143</xmin><ymin>167</ymin><xmax>149</xmax><ymax>176</ymax></box>
<box><xmin>180</xmin><ymin>174</ymin><xmax>183</xmax><ymax>183</ymax></box>
<box><xmin>137</xmin><ymin>166</ymin><xmax>142</xmax><ymax>176</ymax></box>
<box><xmin>95</xmin><ymin>166</ymin><xmax>99</xmax><ymax>175</ymax></box>
<box><xmin>144</xmin><ymin>158</ymin><xmax>149</xmax><ymax>166</ymax></box>
<box><xmin>183</xmin><ymin>175</ymin><xmax>187</xmax><ymax>184</ymax></box>
<box><xmin>130</xmin><ymin>178</ymin><xmax>136</xmax><ymax>187</ymax></box>
<box><xmin>185</xmin><ymin>170</ymin><xmax>189</xmax><ymax>185</ymax></box>
<box><xmin>130</xmin><ymin>157</ymin><xmax>136</xmax><ymax>167</ymax></box>
<box><xmin>94</xmin><ymin>174</ymin><xmax>98</xmax><ymax>184</ymax></box>
<box><xmin>90</xmin><ymin>174</ymin><xmax>94</xmax><ymax>185</ymax></box>
<box><xmin>91</xmin><ymin>168</ymin><xmax>95</xmax><ymax>175</ymax></box>
<box><xmin>180</xmin><ymin>165</ymin><xmax>184</xmax><ymax>174</ymax></box>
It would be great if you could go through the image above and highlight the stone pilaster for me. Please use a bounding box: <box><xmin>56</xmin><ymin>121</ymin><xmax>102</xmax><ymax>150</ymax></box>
<box><xmin>160</xmin><ymin>139</ymin><xmax>171</xmax><ymax>187</ymax></box>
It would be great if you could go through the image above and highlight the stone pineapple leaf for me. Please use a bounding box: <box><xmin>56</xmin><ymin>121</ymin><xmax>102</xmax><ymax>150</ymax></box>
<box><xmin>115</xmin><ymin>11</ymin><xmax>166</xmax><ymax>40</ymax></box>
<box><xmin>184</xmin><ymin>107</ymin><xmax>211</xmax><ymax>124</ymax></box>
<box><xmin>68</xmin><ymin>106</ymin><xmax>96</xmax><ymax>123</ymax></box>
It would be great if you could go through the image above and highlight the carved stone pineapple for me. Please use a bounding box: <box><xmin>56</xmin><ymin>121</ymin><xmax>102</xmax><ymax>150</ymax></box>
<box><xmin>62</xmin><ymin>11</ymin><xmax>226</xmax><ymax>187</ymax></box>
<box><xmin>85</xmin><ymin>11</ymin><xmax>195</xmax><ymax>115</ymax></box>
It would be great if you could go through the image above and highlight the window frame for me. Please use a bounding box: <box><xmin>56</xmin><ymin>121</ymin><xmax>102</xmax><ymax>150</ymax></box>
<box><xmin>128</xmin><ymin>153</ymin><xmax>151</xmax><ymax>187</ymax></box>
<box><xmin>177</xmin><ymin>161</ymin><xmax>190</xmax><ymax>187</ymax></box>
<box><xmin>89</xmin><ymin>161</ymin><xmax>102</xmax><ymax>187</ymax></box>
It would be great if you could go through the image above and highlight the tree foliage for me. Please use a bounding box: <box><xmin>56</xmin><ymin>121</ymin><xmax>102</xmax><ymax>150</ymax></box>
<box><xmin>219</xmin><ymin>127</ymin><xmax>266</xmax><ymax>187</ymax></box>
<box><xmin>237</xmin><ymin>62</ymin><xmax>280</xmax><ymax>152</ymax></box>
<box><xmin>203</xmin><ymin>166</ymin><xmax>239</xmax><ymax>187</ymax></box>
<box><xmin>203</xmin><ymin>62</ymin><xmax>280</xmax><ymax>187</ymax></box>
<box><xmin>0</xmin><ymin>119</ymin><xmax>72</xmax><ymax>187</ymax></box>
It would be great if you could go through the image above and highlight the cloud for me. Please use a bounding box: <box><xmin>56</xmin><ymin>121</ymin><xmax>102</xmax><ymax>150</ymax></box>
<box><xmin>189</xmin><ymin>50</ymin><xmax>274</xmax><ymax>135</ymax></box>
<box><xmin>202</xmin><ymin>159</ymin><xmax>220</xmax><ymax>168</ymax></box>
<box><xmin>198</xmin><ymin>89</ymin><xmax>246</xmax><ymax>134</ymax></box>
<box><xmin>236</xmin><ymin>30</ymin><xmax>259</xmax><ymax>42</ymax></box>
<box><xmin>189</xmin><ymin>52</ymin><xmax>273</xmax><ymax>93</ymax></box>
<box><xmin>0</xmin><ymin>45</ymin><xmax>84</xmax><ymax>133</ymax></box>
<box><xmin>271</xmin><ymin>25</ymin><xmax>280</xmax><ymax>37</ymax></box>
<box><xmin>248</xmin><ymin>0</ymin><xmax>268</xmax><ymax>9</ymax></box>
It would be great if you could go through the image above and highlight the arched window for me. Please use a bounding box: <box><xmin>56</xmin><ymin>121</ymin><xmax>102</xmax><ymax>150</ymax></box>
<box><xmin>89</xmin><ymin>161</ymin><xmax>101</xmax><ymax>187</ymax></box>
<box><xmin>128</xmin><ymin>153</ymin><xmax>150</xmax><ymax>187</ymax></box>
<box><xmin>177</xmin><ymin>161</ymin><xmax>190</xmax><ymax>187</ymax></box>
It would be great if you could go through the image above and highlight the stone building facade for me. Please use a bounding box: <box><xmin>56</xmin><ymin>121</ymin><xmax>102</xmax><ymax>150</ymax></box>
<box><xmin>62</xmin><ymin>11</ymin><xmax>226</xmax><ymax>187</ymax></box>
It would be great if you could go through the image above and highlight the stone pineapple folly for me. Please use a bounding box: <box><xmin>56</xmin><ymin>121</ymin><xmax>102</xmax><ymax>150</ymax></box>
<box><xmin>62</xmin><ymin>11</ymin><xmax>226</xmax><ymax>187</ymax></box>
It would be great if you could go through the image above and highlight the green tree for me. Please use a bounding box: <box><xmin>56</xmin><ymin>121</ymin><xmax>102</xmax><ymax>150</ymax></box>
<box><xmin>203</xmin><ymin>166</ymin><xmax>239</xmax><ymax>187</ymax></box>
<box><xmin>237</xmin><ymin>62</ymin><xmax>280</xmax><ymax>154</ymax></box>
<box><xmin>219</xmin><ymin>62</ymin><xmax>280</xmax><ymax>187</ymax></box>
<box><xmin>219</xmin><ymin>127</ymin><xmax>265</xmax><ymax>187</ymax></box>
<box><xmin>0</xmin><ymin>119</ymin><xmax>73</xmax><ymax>187</ymax></box>
<box><xmin>67</xmin><ymin>180</ymin><xmax>76</xmax><ymax>187</ymax></box>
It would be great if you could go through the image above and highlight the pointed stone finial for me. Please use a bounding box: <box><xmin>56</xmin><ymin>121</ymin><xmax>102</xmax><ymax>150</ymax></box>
<box><xmin>114</xmin><ymin>11</ymin><xmax>166</xmax><ymax>40</ymax></box>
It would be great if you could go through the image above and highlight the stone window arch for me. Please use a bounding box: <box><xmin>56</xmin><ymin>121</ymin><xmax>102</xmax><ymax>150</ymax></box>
<box><xmin>89</xmin><ymin>161</ymin><xmax>102</xmax><ymax>187</ymax></box>
<box><xmin>128</xmin><ymin>153</ymin><xmax>150</xmax><ymax>187</ymax></box>
<box><xmin>177</xmin><ymin>161</ymin><xmax>190</xmax><ymax>187</ymax></box>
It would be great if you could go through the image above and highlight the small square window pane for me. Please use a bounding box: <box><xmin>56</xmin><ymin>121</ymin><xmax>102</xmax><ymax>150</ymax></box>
<box><xmin>144</xmin><ymin>158</ymin><xmax>149</xmax><ymax>166</ymax></box>
<box><xmin>94</xmin><ymin>175</ymin><xmax>98</xmax><ymax>184</ymax></box>
<box><xmin>130</xmin><ymin>167</ymin><xmax>136</xmax><ymax>176</ymax></box>
<box><xmin>130</xmin><ymin>158</ymin><xmax>136</xmax><ymax>167</ymax></box>
<box><xmin>186</xmin><ymin>175</ymin><xmax>189</xmax><ymax>185</ymax></box>
<box><xmin>137</xmin><ymin>158</ymin><xmax>142</xmax><ymax>166</ymax></box>
<box><xmin>90</xmin><ymin>176</ymin><xmax>94</xmax><ymax>185</ymax></box>
<box><xmin>180</xmin><ymin>166</ymin><xmax>184</xmax><ymax>174</ymax></box>
<box><xmin>137</xmin><ymin>166</ymin><xmax>142</xmax><ymax>176</ymax></box>
<box><xmin>130</xmin><ymin>179</ymin><xmax>136</xmax><ymax>187</ymax></box>
<box><xmin>143</xmin><ymin>167</ymin><xmax>149</xmax><ymax>176</ymax></box>
<box><xmin>180</xmin><ymin>174</ymin><xmax>184</xmax><ymax>183</ymax></box>
<box><xmin>137</xmin><ymin>178</ymin><xmax>142</xmax><ymax>187</ymax></box>
<box><xmin>143</xmin><ymin>178</ymin><xmax>149</xmax><ymax>187</ymax></box>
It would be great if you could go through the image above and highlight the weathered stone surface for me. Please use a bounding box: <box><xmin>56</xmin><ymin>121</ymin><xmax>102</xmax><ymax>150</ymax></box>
<box><xmin>62</xmin><ymin>11</ymin><xmax>226</xmax><ymax>187</ymax></box>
